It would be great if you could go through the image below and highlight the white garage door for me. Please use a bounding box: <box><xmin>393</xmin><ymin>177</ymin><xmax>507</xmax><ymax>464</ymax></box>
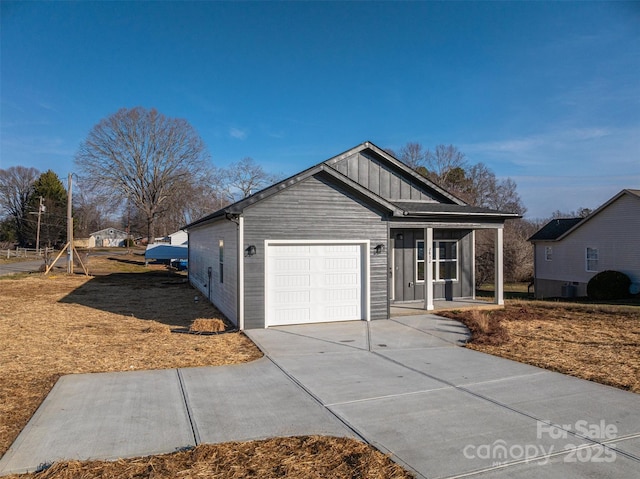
<box><xmin>266</xmin><ymin>242</ymin><xmax>366</xmax><ymax>327</ymax></box>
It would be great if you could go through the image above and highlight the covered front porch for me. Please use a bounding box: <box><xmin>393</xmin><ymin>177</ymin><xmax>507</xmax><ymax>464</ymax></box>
<box><xmin>389</xmin><ymin>225</ymin><xmax>505</xmax><ymax>312</ymax></box>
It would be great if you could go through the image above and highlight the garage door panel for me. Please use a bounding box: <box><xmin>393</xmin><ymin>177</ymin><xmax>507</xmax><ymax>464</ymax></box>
<box><xmin>267</xmin><ymin>243</ymin><xmax>365</xmax><ymax>327</ymax></box>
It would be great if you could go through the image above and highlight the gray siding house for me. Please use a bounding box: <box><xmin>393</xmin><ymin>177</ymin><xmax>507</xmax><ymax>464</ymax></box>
<box><xmin>89</xmin><ymin>228</ymin><xmax>129</xmax><ymax>248</ymax></box>
<box><xmin>186</xmin><ymin>142</ymin><xmax>518</xmax><ymax>330</ymax></box>
<box><xmin>529</xmin><ymin>189</ymin><xmax>640</xmax><ymax>299</ymax></box>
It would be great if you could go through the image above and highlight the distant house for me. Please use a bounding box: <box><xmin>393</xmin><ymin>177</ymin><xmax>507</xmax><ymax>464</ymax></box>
<box><xmin>89</xmin><ymin>228</ymin><xmax>129</xmax><ymax>248</ymax></box>
<box><xmin>529</xmin><ymin>189</ymin><xmax>640</xmax><ymax>298</ymax></box>
<box><xmin>168</xmin><ymin>230</ymin><xmax>188</xmax><ymax>245</ymax></box>
<box><xmin>185</xmin><ymin>141</ymin><xmax>518</xmax><ymax>330</ymax></box>
<box><xmin>153</xmin><ymin>230</ymin><xmax>188</xmax><ymax>245</ymax></box>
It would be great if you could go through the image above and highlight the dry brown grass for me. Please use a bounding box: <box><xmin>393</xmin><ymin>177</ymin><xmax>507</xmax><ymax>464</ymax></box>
<box><xmin>4</xmin><ymin>436</ymin><xmax>411</xmax><ymax>479</ymax></box>
<box><xmin>0</xmin><ymin>254</ymin><xmax>261</xmax><ymax>458</ymax></box>
<box><xmin>440</xmin><ymin>301</ymin><xmax>640</xmax><ymax>393</ymax></box>
<box><xmin>1</xmin><ymin>254</ymin><xmax>410</xmax><ymax>478</ymax></box>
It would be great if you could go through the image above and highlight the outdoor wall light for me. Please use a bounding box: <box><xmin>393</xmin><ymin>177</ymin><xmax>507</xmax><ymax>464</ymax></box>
<box><xmin>374</xmin><ymin>244</ymin><xmax>385</xmax><ymax>255</ymax></box>
<box><xmin>246</xmin><ymin>245</ymin><xmax>257</xmax><ymax>256</ymax></box>
<box><xmin>396</xmin><ymin>233</ymin><xmax>404</xmax><ymax>240</ymax></box>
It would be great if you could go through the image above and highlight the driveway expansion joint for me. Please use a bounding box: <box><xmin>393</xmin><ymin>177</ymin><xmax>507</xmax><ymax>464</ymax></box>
<box><xmin>176</xmin><ymin>368</ymin><xmax>200</xmax><ymax>446</ymax></box>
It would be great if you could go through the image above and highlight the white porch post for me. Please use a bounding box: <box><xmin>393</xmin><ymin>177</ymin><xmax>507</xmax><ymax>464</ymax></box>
<box><xmin>495</xmin><ymin>227</ymin><xmax>504</xmax><ymax>306</ymax></box>
<box><xmin>424</xmin><ymin>227</ymin><xmax>434</xmax><ymax>311</ymax></box>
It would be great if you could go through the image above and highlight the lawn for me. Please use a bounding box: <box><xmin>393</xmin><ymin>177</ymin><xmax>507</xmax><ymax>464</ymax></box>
<box><xmin>0</xmin><ymin>253</ymin><xmax>410</xmax><ymax>479</ymax></box>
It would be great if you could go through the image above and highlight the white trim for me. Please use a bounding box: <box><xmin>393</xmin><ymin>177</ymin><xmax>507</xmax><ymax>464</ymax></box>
<box><xmin>238</xmin><ymin>216</ymin><xmax>245</xmax><ymax>331</ymax></box>
<box><xmin>495</xmin><ymin>228</ymin><xmax>504</xmax><ymax>306</ymax></box>
<box><xmin>264</xmin><ymin>239</ymin><xmax>371</xmax><ymax>327</ymax></box>
<box><xmin>424</xmin><ymin>227</ymin><xmax>434</xmax><ymax>310</ymax></box>
<box><xmin>471</xmin><ymin>230</ymin><xmax>476</xmax><ymax>300</ymax></box>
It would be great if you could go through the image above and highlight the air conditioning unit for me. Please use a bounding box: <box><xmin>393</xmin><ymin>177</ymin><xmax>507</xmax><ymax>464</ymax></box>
<box><xmin>561</xmin><ymin>284</ymin><xmax>576</xmax><ymax>298</ymax></box>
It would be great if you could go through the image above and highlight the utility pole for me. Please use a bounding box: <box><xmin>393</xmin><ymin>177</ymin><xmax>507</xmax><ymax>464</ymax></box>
<box><xmin>35</xmin><ymin>196</ymin><xmax>44</xmax><ymax>255</ymax></box>
<box><xmin>67</xmin><ymin>173</ymin><xmax>73</xmax><ymax>274</ymax></box>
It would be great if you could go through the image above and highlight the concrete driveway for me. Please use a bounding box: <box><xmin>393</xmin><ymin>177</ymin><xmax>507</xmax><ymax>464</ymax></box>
<box><xmin>1</xmin><ymin>315</ymin><xmax>638</xmax><ymax>478</ymax></box>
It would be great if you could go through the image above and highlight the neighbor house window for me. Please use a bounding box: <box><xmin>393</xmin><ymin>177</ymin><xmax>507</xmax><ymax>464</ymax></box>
<box><xmin>586</xmin><ymin>247</ymin><xmax>598</xmax><ymax>272</ymax></box>
<box><xmin>416</xmin><ymin>240</ymin><xmax>458</xmax><ymax>282</ymax></box>
<box><xmin>219</xmin><ymin>239</ymin><xmax>224</xmax><ymax>283</ymax></box>
<box><xmin>545</xmin><ymin>246</ymin><xmax>553</xmax><ymax>261</ymax></box>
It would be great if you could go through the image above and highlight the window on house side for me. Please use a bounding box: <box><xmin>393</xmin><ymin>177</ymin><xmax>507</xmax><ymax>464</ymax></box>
<box><xmin>586</xmin><ymin>247</ymin><xmax>598</xmax><ymax>272</ymax></box>
<box><xmin>545</xmin><ymin>246</ymin><xmax>553</xmax><ymax>261</ymax></box>
<box><xmin>219</xmin><ymin>239</ymin><xmax>224</xmax><ymax>283</ymax></box>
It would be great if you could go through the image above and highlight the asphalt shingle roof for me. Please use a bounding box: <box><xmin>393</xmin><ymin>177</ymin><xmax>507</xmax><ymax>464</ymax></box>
<box><xmin>528</xmin><ymin>218</ymin><xmax>583</xmax><ymax>241</ymax></box>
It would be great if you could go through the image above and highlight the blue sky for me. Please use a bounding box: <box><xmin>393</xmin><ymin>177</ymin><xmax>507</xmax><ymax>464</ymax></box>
<box><xmin>1</xmin><ymin>1</ymin><xmax>638</xmax><ymax>219</ymax></box>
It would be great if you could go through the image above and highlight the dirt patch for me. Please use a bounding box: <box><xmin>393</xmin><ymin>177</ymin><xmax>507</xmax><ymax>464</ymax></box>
<box><xmin>439</xmin><ymin>301</ymin><xmax>640</xmax><ymax>393</ymax></box>
<box><xmin>4</xmin><ymin>436</ymin><xmax>411</xmax><ymax>479</ymax></box>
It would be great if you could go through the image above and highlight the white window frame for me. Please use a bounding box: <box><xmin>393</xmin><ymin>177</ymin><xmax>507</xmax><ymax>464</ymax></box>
<box><xmin>416</xmin><ymin>239</ymin><xmax>458</xmax><ymax>283</ymax></box>
<box><xmin>586</xmin><ymin>247</ymin><xmax>598</xmax><ymax>272</ymax></box>
<box><xmin>545</xmin><ymin>246</ymin><xmax>553</xmax><ymax>261</ymax></box>
<box><xmin>416</xmin><ymin>240</ymin><xmax>425</xmax><ymax>282</ymax></box>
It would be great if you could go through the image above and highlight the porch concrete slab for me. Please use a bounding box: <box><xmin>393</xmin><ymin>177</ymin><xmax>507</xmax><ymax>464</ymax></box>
<box><xmin>377</xmin><ymin>346</ymin><xmax>547</xmax><ymax>386</ymax></box>
<box><xmin>0</xmin><ymin>369</ymin><xmax>193</xmax><ymax>476</ymax></box>
<box><xmin>465</xmin><ymin>371</ymin><xmax>640</xmax><ymax>438</ymax></box>
<box><xmin>368</xmin><ymin>319</ymin><xmax>455</xmax><ymax>350</ymax></box>
<box><xmin>247</xmin><ymin>323</ymin><xmax>367</xmax><ymax>356</ymax></box>
<box><xmin>391</xmin><ymin>315</ymin><xmax>471</xmax><ymax>345</ymax></box>
<box><xmin>329</xmin><ymin>387</ymin><xmax>591</xmax><ymax>479</ymax></box>
<box><xmin>266</xmin><ymin>350</ymin><xmax>450</xmax><ymax>406</ymax></box>
<box><xmin>179</xmin><ymin>358</ymin><xmax>355</xmax><ymax>443</ymax></box>
<box><xmin>466</xmin><ymin>448</ymin><xmax>639</xmax><ymax>479</ymax></box>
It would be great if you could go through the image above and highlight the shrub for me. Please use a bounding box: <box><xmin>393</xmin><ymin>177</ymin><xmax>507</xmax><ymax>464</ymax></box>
<box><xmin>587</xmin><ymin>270</ymin><xmax>631</xmax><ymax>300</ymax></box>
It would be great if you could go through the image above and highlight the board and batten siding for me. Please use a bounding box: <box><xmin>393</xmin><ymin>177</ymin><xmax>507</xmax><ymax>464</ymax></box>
<box><xmin>391</xmin><ymin>228</ymin><xmax>474</xmax><ymax>301</ymax></box>
<box><xmin>188</xmin><ymin>220</ymin><xmax>238</xmax><ymax>325</ymax></box>
<box><xmin>535</xmin><ymin>193</ymin><xmax>640</xmax><ymax>297</ymax></box>
<box><xmin>242</xmin><ymin>173</ymin><xmax>389</xmax><ymax>329</ymax></box>
<box><xmin>332</xmin><ymin>151</ymin><xmax>441</xmax><ymax>201</ymax></box>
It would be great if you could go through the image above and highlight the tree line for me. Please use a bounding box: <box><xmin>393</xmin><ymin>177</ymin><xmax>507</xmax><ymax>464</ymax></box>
<box><xmin>1</xmin><ymin>107</ymin><xmax>277</xmax><ymax>246</ymax></box>
<box><xmin>0</xmin><ymin>106</ymin><xmax>581</xmax><ymax>282</ymax></box>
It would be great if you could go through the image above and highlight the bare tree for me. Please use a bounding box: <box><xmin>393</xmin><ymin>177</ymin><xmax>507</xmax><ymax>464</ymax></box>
<box><xmin>75</xmin><ymin>107</ymin><xmax>211</xmax><ymax>241</ymax></box>
<box><xmin>551</xmin><ymin>207</ymin><xmax>592</xmax><ymax>219</ymax></box>
<box><xmin>424</xmin><ymin>144</ymin><xmax>468</xmax><ymax>185</ymax></box>
<box><xmin>222</xmin><ymin>157</ymin><xmax>279</xmax><ymax>201</ymax></box>
<box><xmin>73</xmin><ymin>181</ymin><xmax>115</xmax><ymax>238</ymax></box>
<box><xmin>0</xmin><ymin>166</ymin><xmax>40</xmax><ymax>246</ymax></box>
<box><xmin>397</xmin><ymin>142</ymin><xmax>428</xmax><ymax>170</ymax></box>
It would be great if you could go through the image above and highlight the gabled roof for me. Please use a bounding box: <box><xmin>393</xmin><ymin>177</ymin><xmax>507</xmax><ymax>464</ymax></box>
<box><xmin>528</xmin><ymin>189</ymin><xmax>640</xmax><ymax>242</ymax></box>
<box><xmin>89</xmin><ymin>228</ymin><xmax>128</xmax><ymax>237</ymax></box>
<box><xmin>323</xmin><ymin>141</ymin><xmax>466</xmax><ymax>206</ymax></box>
<box><xmin>185</xmin><ymin>141</ymin><xmax>519</xmax><ymax>229</ymax></box>
<box><xmin>528</xmin><ymin>218</ymin><xmax>583</xmax><ymax>241</ymax></box>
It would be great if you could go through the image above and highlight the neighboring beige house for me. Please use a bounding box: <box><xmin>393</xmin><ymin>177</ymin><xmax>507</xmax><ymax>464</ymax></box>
<box><xmin>89</xmin><ymin>228</ymin><xmax>129</xmax><ymax>248</ymax></box>
<box><xmin>529</xmin><ymin>189</ymin><xmax>640</xmax><ymax>299</ymax></box>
